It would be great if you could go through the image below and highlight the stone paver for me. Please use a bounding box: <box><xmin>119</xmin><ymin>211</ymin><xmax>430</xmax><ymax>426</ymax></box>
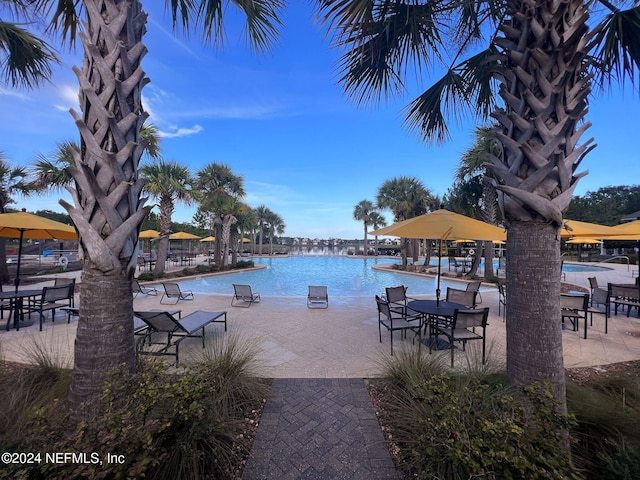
<box><xmin>242</xmin><ymin>378</ymin><xmax>399</xmax><ymax>480</ymax></box>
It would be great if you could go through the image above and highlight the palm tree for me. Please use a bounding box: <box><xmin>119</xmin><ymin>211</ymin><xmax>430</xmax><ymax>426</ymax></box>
<box><xmin>267</xmin><ymin>211</ymin><xmax>285</xmax><ymax>255</ymax></box>
<box><xmin>254</xmin><ymin>204</ymin><xmax>271</xmax><ymax>255</ymax></box>
<box><xmin>377</xmin><ymin>176</ymin><xmax>434</xmax><ymax>264</ymax></box>
<box><xmin>353</xmin><ymin>199</ymin><xmax>375</xmax><ymax>256</ymax></box>
<box><xmin>141</xmin><ymin>159</ymin><xmax>192</xmax><ymax>275</ymax></box>
<box><xmin>368</xmin><ymin>210</ymin><xmax>386</xmax><ymax>256</ymax></box>
<box><xmin>193</xmin><ymin>162</ymin><xmax>245</xmax><ymax>266</ymax></box>
<box><xmin>0</xmin><ymin>153</ymin><xmax>36</xmax><ymax>282</ymax></box>
<box><xmin>5</xmin><ymin>2</ymin><xmax>284</xmax><ymax>418</ymax></box>
<box><xmin>453</xmin><ymin>125</ymin><xmax>502</xmax><ymax>277</ymax></box>
<box><xmin>317</xmin><ymin>0</ymin><xmax>640</xmax><ymax>410</ymax></box>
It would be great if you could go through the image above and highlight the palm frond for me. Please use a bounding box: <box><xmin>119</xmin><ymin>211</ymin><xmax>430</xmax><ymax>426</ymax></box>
<box><xmin>457</xmin><ymin>45</ymin><xmax>500</xmax><ymax>118</ymax></box>
<box><xmin>231</xmin><ymin>0</ymin><xmax>285</xmax><ymax>53</ymax></box>
<box><xmin>592</xmin><ymin>6</ymin><xmax>640</xmax><ymax>86</ymax></box>
<box><xmin>329</xmin><ymin>1</ymin><xmax>448</xmax><ymax>104</ymax></box>
<box><xmin>168</xmin><ymin>0</ymin><xmax>197</xmax><ymax>32</ymax></box>
<box><xmin>193</xmin><ymin>0</ymin><xmax>284</xmax><ymax>52</ymax></box>
<box><xmin>40</xmin><ymin>0</ymin><xmax>81</xmax><ymax>46</ymax></box>
<box><xmin>402</xmin><ymin>68</ymin><xmax>468</xmax><ymax>144</ymax></box>
<box><xmin>0</xmin><ymin>21</ymin><xmax>59</xmax><ymax>88</ymax></box>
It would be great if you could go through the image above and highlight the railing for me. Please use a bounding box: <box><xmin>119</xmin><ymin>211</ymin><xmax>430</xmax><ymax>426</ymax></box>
<box><xmin>593</xmin><ymin>255</ymin><xmax>630</xmax><ymax>271</ymax></box>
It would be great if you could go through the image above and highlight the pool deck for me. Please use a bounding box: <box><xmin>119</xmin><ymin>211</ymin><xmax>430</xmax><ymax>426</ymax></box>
<box><xmin>1</xmin><ymin>258</ymin><xmax>638</xmax><ymax>374</ymax></box>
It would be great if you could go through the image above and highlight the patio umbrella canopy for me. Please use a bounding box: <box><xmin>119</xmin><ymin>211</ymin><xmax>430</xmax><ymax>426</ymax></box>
<box><xmin>169</xmin><ymin>231</ymin><xmax>201</xmax><ymax>257</ymax></box>
<box><xmin>370</xmin><ymin>209</ymin><xmax>506</xmax><ymax>304</ymax></box>
<box><xmin>139</xmin><ymin>229</ymin><xmax>160</xmax><ymax>239</ymax></box>
<box><xmin>561</xmin><ymin>220</ymin><xmax>618</xmax><ymax>238</ymax></box>
<box><xmin>0</xmin><ymin>211</ymin><xmax>78</xmax><ymax>292</ymax></box>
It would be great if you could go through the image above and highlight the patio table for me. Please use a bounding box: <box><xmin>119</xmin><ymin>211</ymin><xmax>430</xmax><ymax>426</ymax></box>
<box><xmin>1</xmin><ymin>289</ymin><xmax>42</xmax><ymax>331</ymax></box>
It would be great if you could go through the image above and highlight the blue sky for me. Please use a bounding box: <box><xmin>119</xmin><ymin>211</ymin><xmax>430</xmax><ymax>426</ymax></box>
<box><xmin>1</xmin><ymin>2</ymin><xmax>638</xmax><ymax>239</ymax></box>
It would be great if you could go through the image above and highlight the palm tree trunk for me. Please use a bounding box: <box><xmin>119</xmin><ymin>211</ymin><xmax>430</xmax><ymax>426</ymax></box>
<box><xmin>506</xmin><ymin>221</ymin><xmax>566</xmax><ymax>414</ymax></box>
<box><xmin>64</xmin><ymin>0</ymin><xmax>151</xmax><ymax>420</ymax></box>
<box><xmin>70</xmin><ymin>268</ymin><xmax>135</xmax><ymax>416</ymax></box>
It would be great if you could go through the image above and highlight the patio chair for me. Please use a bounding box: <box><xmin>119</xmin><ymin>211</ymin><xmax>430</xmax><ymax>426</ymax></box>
<box><xmin>231</xmin><ymin>284</ymin><xmax>261</xmax><ymax>307</ymax></box>
<box><xmin>160</xmin><ymin>282</ymin><xmax>194</xmax><ymax>304</ymax></box>
<box><xmin>307</xmin><ymin>286</ymin><xmax>328</xmax><ymax>309</ymax></box>
<box><xmin>54</xmin><ymin>277</ymin><xmax>76</xmax><ymax>307</ymax></box>
<box><xmin>587</xmin><ymin>277</ymin><xmax>599</xmax><ymax>299</ymax></box>
<box><xmin>383</xmin><ymin>285</ymin><xmax>418</xmax><ymax>316</ymax></box>
<box><xmin>446</xmin><ymin>287</ymin><xmax>477</xmax><ymax>308</ymax></box>
<box><xmin>133</xmin><ymin>310</ymin><xmax>227</xmax><ymax>366</ymax></box>
<box><xmin>133</xmin><ymin>279</ymin><xmax>158</xmax><ymax>297</ymax></box>
<box><xmin>561</xmin><ymin>293</ymin><xmax>589</xmax><ymax>339</ymax></box>
<box><xmin>587</xmin><ymin>287</ymin><xmax>610</xmax><ymax>334</ymax></box>
<box><xmin>375</xmin><ymin>295</ymin><xmax>423</xmax><ymax>355</ymax></box>
<box><xmin>495</xmin><ymin>281</ymin><xmax>506</xmax><ymax>319</ymax></box>
<box><xmin>465</xmin><ymin>281</ymin><xmax>482</xmax><ymax>304</ymax></box>
<box><xmin>430</xmin><ymin>307</ymin><xmax>490</xmax><ymax>367</ymax></box>
<box><xmin>29</xmin><ymin>285</ymin><xmax>74</xmax><ymax>331</ymax></box>
<box><xmin>448</xmin><ymin>256</ymin><xmax>462</xmax><ymax>272</ymax></box>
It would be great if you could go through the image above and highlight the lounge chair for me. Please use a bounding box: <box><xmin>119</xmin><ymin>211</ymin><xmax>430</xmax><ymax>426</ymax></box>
<box><xmin>231</xmin><ymin>284</ymin><xmax>261</xmax><ymax>307</ymax></box>
<box><xmin>307</xmin><ymin>286</ymin><xmax>328</xmax><ymax>309</ymax></box>
<box><xmin>133</xmin><ymin>279</ymin><xmax>158</xmax><ymax>297</ymax></box>
<box><xmin>134</xmin><ymin>310</ymin><xmax>227</xmax><ymax>366</ymax></box>
<box><xmin>160</xmin><ymin>282</ymin><xmax>194</xmax><ymax>304</ymax></box>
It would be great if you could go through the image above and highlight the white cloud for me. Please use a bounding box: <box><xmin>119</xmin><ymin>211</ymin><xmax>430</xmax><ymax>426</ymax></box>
<box><xmin>0</xmin><ymin>87</ymin><xmax>30</xmax><ymax>100</ymax></box>
<box><xmin>159</xmin><ymin>124</ymin><xmax>204</xmax><ymax>138</ymax></box>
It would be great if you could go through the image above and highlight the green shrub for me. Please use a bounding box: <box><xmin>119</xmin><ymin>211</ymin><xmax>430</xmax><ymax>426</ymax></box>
<box><xmin>376</xmin><ymin>354</ymin><xmax>580</xmax><ymax>479</ymax></box>
<box><xmin>1</xmin><ymin>334</ymin><xmax>268</xmax><ymax>480</ymax></box>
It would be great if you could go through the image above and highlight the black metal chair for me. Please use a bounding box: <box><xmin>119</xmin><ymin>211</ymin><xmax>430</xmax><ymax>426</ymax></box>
<box><xmin>431</xmin><ymin>307</ymin><xmax>490</xmax><ymax>367</ymax></box>
<box><xmin>375</xmin><ymin>295</ymin><xmax>422</xmax><ymax>355</ymax></box>
<box><xmin>29</xmin><ymin>285</ymin><xmax>74</xmax><ymax>331</ymax></box>
<box><xmin>587</xmin><ymin>287</ymin><xmax>610</xmax><ymax>334</ymax></box>
<box><xmin>561</xmin><ymin>293</ymin><xmax>589</xmax><ymax>339</ymax></box>
<box><xmin>445</xmin><ymin>287</ymin><xmax>477</xmax><ymax>308</ymax></box>
<box><xmin>133</xmin><ymin>279</ymin><xmax>158</xmax><ymax>297</ymax></box>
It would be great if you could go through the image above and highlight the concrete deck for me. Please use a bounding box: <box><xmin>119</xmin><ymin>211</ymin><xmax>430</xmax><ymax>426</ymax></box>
<box><xmin>1</xmin><ymin>258</ymin><xmax>638</xmax><ymax>374</ymax></box>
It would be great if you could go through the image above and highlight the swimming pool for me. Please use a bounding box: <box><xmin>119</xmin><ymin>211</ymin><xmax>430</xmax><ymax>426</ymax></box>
<box><xmin>176</xmin><ymin>256</ymin><xmax>466</xmax><ymax>297</ymax></box>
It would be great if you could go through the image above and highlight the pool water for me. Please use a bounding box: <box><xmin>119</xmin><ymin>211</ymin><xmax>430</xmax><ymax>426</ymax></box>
<box><xmin>177</xmin><ymin>256</ymin><xmax>465</xmax><ymax>297</ymax></box>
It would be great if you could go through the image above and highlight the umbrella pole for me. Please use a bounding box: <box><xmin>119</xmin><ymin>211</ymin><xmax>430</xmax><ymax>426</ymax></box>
<box><xmin>436</xmin><ymin>239</ymin><xmax>442</xmax><ymax>306</ymax></box>
<box><xmin>14</xmin><ymin>230</ymin><xmax>24</xmax><ymax>293</ymax></box>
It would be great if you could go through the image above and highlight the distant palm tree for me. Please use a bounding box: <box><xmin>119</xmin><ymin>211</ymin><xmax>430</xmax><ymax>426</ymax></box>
<box><xmin>267</xmin><ymin>211</ymin><xmax>285</xmax><ymax>255</ymax></box>
<box><xmin>454</xmin><ymin>125</ymin><xmax>502</xmax><ymax>277</ymax></box>
<box><xmin>353</xmin><ymin>199</ymin><xmax>375</xmax><ymax>256</ymax></box>
<box><xmin>141</xmin><ymin>160</ymin><xmax>192</xmax><ymax>275</ymax></box>
<box><xmin>368</xmin><ymin>210</ymin><xmax>386</xmax><ymax>256</ymax></box>
<box><xmin>377</xmin><ymin>176</ymin><xmax>434</xmax><ymax>264</ymax></box>
<box><xmin>193</xmin><ymin>162</ymin><xmax>245</xmax><ymax>265</ymax></box>
<box><xmin>254</xmin><ymin>204</ymin><xmax>270</xmax><ymax>255</ymax></box>
<box><xmin>0</xmin><ymin>153</ymin><xmax>36</xmax><ymax>282</ymax></box>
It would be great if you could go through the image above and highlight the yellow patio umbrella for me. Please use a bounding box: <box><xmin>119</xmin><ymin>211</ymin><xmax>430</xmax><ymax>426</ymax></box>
<box><xmin>200</xmin><ymin>236</ymin><xmax>216</xmax><ymax>242</ymax></box>
<box><xmin>139</xmin><ymin>229</ymin><xmax>159</xmax><ymax>239</ymax></box>
<box><xmin>561</xmin><ymin>220</ymin><xmax>618</xmax><ymax>238</ymax></box>
<box><xmin>604</xmin><ymin>220</ymin><xmax>640</xmax><ymax>240</ymax></box>
<box><xmin>0</xmin><ymin>211</ymin><xmax>78</xmax><ymax>292</ymax></box>
<box><xmin>566</xmin><ymin>238</ymin><xmax>603</xmax><ymax>244</ymax></box>
<box><xmin>370</xmin><ymin>209</ymin><xmax>506</xmax><ymax>303</ymax></box>
<box><xmin>169</xmin><ymin>231</ymin><xmax>201</xmax><ymax>257</ymax></box>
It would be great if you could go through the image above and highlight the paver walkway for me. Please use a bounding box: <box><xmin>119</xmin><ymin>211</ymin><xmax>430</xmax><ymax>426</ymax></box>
<box><xmin>242</xmin><ymin>378</ymin><xmax>399</xmax><ymax>479</ymax></box>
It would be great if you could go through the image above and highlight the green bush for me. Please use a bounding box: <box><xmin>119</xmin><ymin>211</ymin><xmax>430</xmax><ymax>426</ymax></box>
<box><xmin>1</xmin><ymin>334</ymin><xmax>268</xmax><ymax>480</ymax></box>
<box><xmin>376</xmin><ymin>353</ymin><xmax>580</xmax><ymax>479</ymax></box>
<box><xmin>136</xmin><ymin>260</ymin><xmax>254</xmax><ymax>282</ymax></box>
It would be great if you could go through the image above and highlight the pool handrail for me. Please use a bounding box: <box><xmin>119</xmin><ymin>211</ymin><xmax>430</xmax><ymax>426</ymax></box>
<box><xmin>593</xmin><ymin>255</ymin><xmax>630</xmax><ymax>271</ymax></box>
